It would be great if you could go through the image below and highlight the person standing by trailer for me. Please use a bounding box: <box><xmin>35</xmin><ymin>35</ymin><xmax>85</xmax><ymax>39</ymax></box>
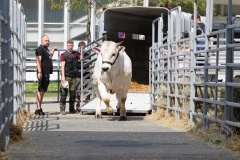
<box><xmin>75</xmin><ymin>41</ymin><xmax>86</xmax><ymax>112</ymax></box>
<box><xmin>193</xmin><ymin>13</ymin><xmax>205</xmax><ymax>51</ymax></box>
<box><xmin>59</xmin><ymin>40</ymin><xmax>79</xmax><ymax>115</ymax></box>
<box><xmin>35</xmin><ymin>35</ymin><xmax>57</xmax><ymax>115</ymax></box>
<box><xmin>186</xmin><ymin>13</ymin><xmax>206</xmax><ymax>51</ymax></box>
<box><xmin>186</xmin><ymin>13</ymin><xmax>206</xmax><ymax>66</ymax></box>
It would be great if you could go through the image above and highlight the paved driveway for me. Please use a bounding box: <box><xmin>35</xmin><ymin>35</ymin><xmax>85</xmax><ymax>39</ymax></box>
<box><xmin>5</xmin><ymin>112</ymin><xmax>239</xmax><ymax>160</ymax></box>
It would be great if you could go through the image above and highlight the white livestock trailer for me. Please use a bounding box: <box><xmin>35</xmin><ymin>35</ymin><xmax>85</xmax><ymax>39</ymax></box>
<box><xmin>81</xmin><ymin>6</ymin><xmax>196</xmax><ymax>115</ymax></box>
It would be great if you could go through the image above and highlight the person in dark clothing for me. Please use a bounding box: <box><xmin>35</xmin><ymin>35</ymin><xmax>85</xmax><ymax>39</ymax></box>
<box><xmin>193</xmin><ymin>13</ymin><xmax>205</xmax><ymax>51</ymax></box>
<box><xmin>35</xmin><ymin>35</ymin><xmax>57</xmax><ymax>115</ymax></box>
<box><xmin>186</xmin><ymin>13</ymin><xmax>206</xmax><ymax>66</ymax></box>
<box><xmin>59</xmin><ymin>39</ymin><xmax>79</xmax><ymax>115</ymax></box>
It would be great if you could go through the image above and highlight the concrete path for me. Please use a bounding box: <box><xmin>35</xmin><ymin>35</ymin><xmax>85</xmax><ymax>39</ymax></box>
<box><xmin>5</xmin><ymin>106</ymin><xmax>239</xmax><ymax>160</ymax></box>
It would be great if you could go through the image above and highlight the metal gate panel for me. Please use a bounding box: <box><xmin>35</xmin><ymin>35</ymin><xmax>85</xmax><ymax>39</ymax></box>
<box><xmin>0</xmin><ymin>0</ymin><xmax>26</xmax><ymax>151</ymax></box>
<box><xmin>150</xmin><ymin>0</ymin><xmax>240</xmax><ymax>129</ymax></box>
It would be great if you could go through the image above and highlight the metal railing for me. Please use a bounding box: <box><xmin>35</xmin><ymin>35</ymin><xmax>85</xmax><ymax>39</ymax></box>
<box><xmin>24</xmin><ymin>37</ymin><xmax>104</xmax><ymax>111</ymax></box>
<box><xmin>0</xmin><ymin>0</ymin><xmax>27</xmax><ymax>151</ymax></box>
<box><xmin>150</xmin><ymin>1</ymin><xmax>240</xmax><ymax>130</ymax></box>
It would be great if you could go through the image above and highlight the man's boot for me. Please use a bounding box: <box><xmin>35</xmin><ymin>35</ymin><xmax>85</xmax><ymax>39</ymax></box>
<box><xmin>60</xmin><ymin>102</ymin><xmax>66</xmax><ymax>115</ymax></box>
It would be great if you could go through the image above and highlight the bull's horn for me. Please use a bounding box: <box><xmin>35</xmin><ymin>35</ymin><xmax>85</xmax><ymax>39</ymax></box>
<box><xmin>116</xmin><ymin>41</ymin><xmax>124</xmax><ymax>47</ymax></box>
<box><xmin>93</xmin><ymin>40</ymin><xmax>102</xmax><ymax>46</ymax></box>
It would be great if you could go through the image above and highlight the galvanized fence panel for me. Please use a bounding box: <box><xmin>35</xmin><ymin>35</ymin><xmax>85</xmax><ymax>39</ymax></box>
<box><xmin>150</xmin><ymin>1</ymin><xmax>240</xmax><ymax>130</ymax></box>
<box><xmin>150</xmin><ymin>7</ymin><xmax>192</xmax><ymax>121</ymax></box>
<box><xmin>24</xmin><ymin>37</ymin><xmax>104</xmax><ymax>111</ymax></box>
<box><xmin>0</xmin><ymin>0</ymin><xmax>26</xmax><ymax>151</ymax></box>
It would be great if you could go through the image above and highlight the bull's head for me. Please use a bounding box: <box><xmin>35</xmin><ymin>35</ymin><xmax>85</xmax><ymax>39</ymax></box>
<box><xmin>92</xmin><ymin>41</ymin><xmax>125</xmax><ymax>72</ymax></box>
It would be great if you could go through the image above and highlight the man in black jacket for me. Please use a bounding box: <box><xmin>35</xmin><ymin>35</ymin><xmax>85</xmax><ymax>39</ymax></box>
<box><xmin>35</xmin><ymin>35</ymin><xmax>57</xmax><ymax>115</ymax></box>
<box><xmin>59</xmin><ymin>39</ymin><xmax>79</xmax><ymax>115</ymax></box>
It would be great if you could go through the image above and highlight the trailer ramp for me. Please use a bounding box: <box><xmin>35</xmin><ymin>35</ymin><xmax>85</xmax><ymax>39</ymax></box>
<box><xmin>80</xmin><ymin>92</ymin><xmax>151</xmax><ymax>115</ymax></box>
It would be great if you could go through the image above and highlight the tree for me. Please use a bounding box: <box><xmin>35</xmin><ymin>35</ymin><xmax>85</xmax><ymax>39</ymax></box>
<box><xmin>49</xmin><ymin>0</ymin><xmax>135</xmax><ymax>43</ymax></box>
<box><xmin>149</xmin><ymin>0</ymin><xmax>207</xmax><ymax>14</ymax></box>
<box><xmin>49</xmin><ymin>0</ymin><xmax>207</xmax><ymax>43</ymax></box>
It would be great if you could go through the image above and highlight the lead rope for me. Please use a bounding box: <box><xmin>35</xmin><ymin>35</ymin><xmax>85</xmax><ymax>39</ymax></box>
<box><xmin>102</xmin><ymin>52</ymin><xmax>119</xmax><ymax>66</ymax></box>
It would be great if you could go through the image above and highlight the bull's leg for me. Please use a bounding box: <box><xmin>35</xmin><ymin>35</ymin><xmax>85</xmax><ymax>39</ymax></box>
<box><xmin>116</xmin><ymin>91</ymin><xmax>127</xmax><ymax>121</ymax></box>
<box><xmin>103</xmin><ymin>98</ymin><xmax>113</xmax><ymax>115</ymax></box>
<box><xmin>98</xmin><ymin>82</ymin><xmax>113</xmax><ymax>115</ymax></box>
<box><xmin>116</xmin><ymin>100</ymin><xmax>121</xmax><ymax>112</ymax></box>
<box><xmin>120</xmin><ymin>97</ymin><xmax>127</xmax><ymax>121</ymax></box>
<box><xmin>95</xmin><ymin>86</ymin><xmax>102</xmax><ymax>119</ymax></box>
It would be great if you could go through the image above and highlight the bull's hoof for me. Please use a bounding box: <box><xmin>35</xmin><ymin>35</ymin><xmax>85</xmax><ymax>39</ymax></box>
<box><xmin>95</xmin><ymin>110</ymin><xmax>102</xmax><ymax>119</ymax></box>
<box><xmin>119</xmin><ymin>116</ymin><xmax>127</xmax><ymax>121</ymax></box>
<box><xmin>95</xmin><ymin>114</ymin><xmax>102</xmax><ymax>119</ymax></box>
<box><xmin>106</xmin><ymin>107</ymin><xmax>113</xmax><ymax>115</ymax></box>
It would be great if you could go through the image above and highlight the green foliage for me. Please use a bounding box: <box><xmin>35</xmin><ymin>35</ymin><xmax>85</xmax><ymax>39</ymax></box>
<box><xmin>49</xmin><ymin>0</ymin><xmax>86</xmax><ymax>13</ymax></box>
<box><xmin>49</xmin><ymin>0</ymin><xmax>134</xmax><ymax>13</ymax></box>
<box><xmin>49</xmin><ymin>0</ymin><xmax>207</xmax><ymax>15</ymax></box>
<box><xmin>149</xmin><ymin>0</ymin><xmax>206</xmax><ymax>14</ymax></box>
<box><xmin>107</xmin><ymin>0</ymin><xmax>133</xmax><ymax>7</ymax></box>
<box><xmin>48</xmin><ymin>0</ymin><xmax>209</xmax><ymax>42</ymax></box>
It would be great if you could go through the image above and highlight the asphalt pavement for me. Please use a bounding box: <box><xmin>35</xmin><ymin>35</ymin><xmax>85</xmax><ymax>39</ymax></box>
<box><xmin>4</xmin><ymin>102</ymin><xmax>240</xmax><ymax>160</ymax></box>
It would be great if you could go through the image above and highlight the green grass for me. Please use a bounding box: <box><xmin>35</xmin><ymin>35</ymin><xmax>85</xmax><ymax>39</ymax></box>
<box><xmin>26</xmin><ymin>82</ymin><xmax>60</xmax><ymax>97</ymax></box>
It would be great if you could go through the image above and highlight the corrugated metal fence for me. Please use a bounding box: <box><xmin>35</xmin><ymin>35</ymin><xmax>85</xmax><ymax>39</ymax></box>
<box><xmin>0</xmin><ymin>0</ymin><xmax>26</xmax><ymax>151</ymax></box>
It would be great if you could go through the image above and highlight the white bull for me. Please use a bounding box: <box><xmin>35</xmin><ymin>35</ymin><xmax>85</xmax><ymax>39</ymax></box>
<box><xmin>92</xmin><ymin>41</ymin><xmax>132</xmax><ymax>120</ymax></box>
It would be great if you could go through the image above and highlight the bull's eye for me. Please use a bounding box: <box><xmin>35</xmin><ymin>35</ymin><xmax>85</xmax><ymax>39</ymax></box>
<box><xmin>112</xmin><ymin>53</ymin><xmax>116</xmax><ymax>57</ymax></box>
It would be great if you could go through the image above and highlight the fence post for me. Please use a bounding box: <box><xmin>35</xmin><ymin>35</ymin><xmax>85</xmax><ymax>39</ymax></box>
<box><xmin>225</xmin><ymin>0</ymin><xmax>234</xmax><ymax>121</ymax></box>
<box><xmin>0</xmin><ymin>0</ymin><xmax>11</xmax><ymax>151</ymax></box>
<box><xmin>0</xmin><ymin>0</ymin><xmax>26</xmax><ymax>151</ymax></box>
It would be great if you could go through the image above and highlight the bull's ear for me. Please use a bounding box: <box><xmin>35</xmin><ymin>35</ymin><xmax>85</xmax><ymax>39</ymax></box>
<box><xmin>118</xmin><ymin>46</ymin><xmax>125</xmax><ymax>53</ymax></box>
<box><xmin>92</xmin><ymin>47</ymin><xmax>101</xmax><ymax>54</ymax></box>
